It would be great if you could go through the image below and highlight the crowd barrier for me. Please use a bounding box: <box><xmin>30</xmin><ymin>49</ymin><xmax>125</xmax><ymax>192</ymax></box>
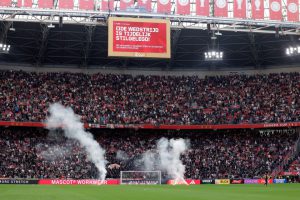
<box><xmin>0</xmin><ymin>178</ymin><xmax>289</xmax><ymax>185</ymax></box>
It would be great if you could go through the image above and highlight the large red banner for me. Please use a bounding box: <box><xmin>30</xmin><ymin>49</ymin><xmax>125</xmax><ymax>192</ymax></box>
<box><xmin>101</xmin><ymin>0</ymin><xmax>114</xmax><ymax>11</ymax></box>
<box><xmin>214</xmin><ymin>0</ymin><xmax>228</xmax><ymax>17</ymax></box>
<box><xmin>108</xmin><ymin>17</ymin><xmax>170</xmax><ymax>58</ymax></box>
<box><xmin>177</xmin><ymin>0</ymin><xmax>190</xmax><ymax>15</ymax></box>
<box><xmin>233</xmin><ymin>0</ymin><xmax>246</xmax><ymax>18</ymax></box>
<box><xmin>38</xmin><ymin>179</ymin><xmax>120</xmax><ymax>185</ymax></box>
<box><xmin>79</xmin><ymin>0</ymin><xmax>94</xmax><ymax>10</ymax></box>
<box><xmin>0</xmin><ymin>0</ymin><xmax>11</xmax><ymax>6</ymax></box>
<box><xmin>196</xmin><ymin>0</ymin><xmax>209</xmax><ymax>16</ymax></box>
<box><xmin>287</xmin><ymin>0</ymin><xmax>299</xmax><ymax>22</ymax></box>
<box><xmin>18</xmin><ymin>0</ymin><xmax>32</xmax><ymax>7</ymax></box>
<box><xmin>252</xmin><ymin>0</ymin><xmax>264</xmax><ymax>19</ymax></box>
<box><xmin>157</xmin><ymin>0</ymin><xmax>171</xmax><ymax>14</ymax></box>
<box><xmin>269</xmin><ymin>0</ymin><xmax>282</xmax><ymax>20</ymax></box>
<box><xmin>38</xmin><ymin>0</ymin><xmax>53</xmax><ymax>9</ymax></box>
<box><xmin>59</xmin><ymin>0</ymin><xmax>74</xmax><ymax>9</ymax></box>
<box><xmin>120</xmin><ymin>0</ymin><xmax>134</xmax><ymax>11</ymax></box>
<box><xmin>138</xmin><ymin>0</ymin><xmax>151</xmax><ymax>12</ymax></box>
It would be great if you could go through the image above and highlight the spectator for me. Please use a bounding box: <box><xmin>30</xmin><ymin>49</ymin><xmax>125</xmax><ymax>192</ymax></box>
<box><xmin>0</xmin><ymin>127</ymin><xmax>297</xmax><ymax>179</ymax></box>
<box><xmin>1</xmin><ymin>70</ymin><xmax>300</xmax><ymax>125</ymax></box>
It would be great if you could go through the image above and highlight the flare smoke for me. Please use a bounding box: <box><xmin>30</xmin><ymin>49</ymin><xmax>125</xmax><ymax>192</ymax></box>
<box><xmin>142</xmin><ymin>138</ymin><xmax>189</xmax><ymax>180</ymax></box>
<box><xmin>46</xmin><ymin>103</ymin><xmax>107</xmax><ymax>180</ymax></box>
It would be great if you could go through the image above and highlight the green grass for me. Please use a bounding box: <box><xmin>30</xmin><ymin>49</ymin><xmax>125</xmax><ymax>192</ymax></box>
<box><xmin>0</xmin><ymin>184</ymin><xmax>299</xmax><ymax>200</ymax></box>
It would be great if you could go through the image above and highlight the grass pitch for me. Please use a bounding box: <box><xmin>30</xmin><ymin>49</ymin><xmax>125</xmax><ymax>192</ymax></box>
<box><xmin>0</xmin><ymin>184</ymin><xmax>299</xmax><ymax>200</ymax></box>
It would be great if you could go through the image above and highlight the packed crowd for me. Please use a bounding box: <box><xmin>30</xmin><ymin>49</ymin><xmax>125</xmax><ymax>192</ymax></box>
<box><xmin>1</xmin><ymin>70</ymin><xmax>300</xmax><ymax>125</ymax></box>
<box><xmin>0</xmin><ymin>127</ymin><xmax>298</xmax><ymax>179</ymax></box>
<box><xmin>285</xmin><ymin>155</ymin><xmax>300</xmax><ymax>173</ymax></box>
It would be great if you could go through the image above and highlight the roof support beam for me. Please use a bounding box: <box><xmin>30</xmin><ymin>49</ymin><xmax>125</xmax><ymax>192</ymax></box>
<box><xmin>81</xmin><ymin>25</ymin><xmax>95</xmax><ymax>68</ymax></box>
<box><xmin>168</xmin><ymin>28</ymin><xmax>182</xmax><ymax>68</ymax></box>
<box><xmin>0</xmin><ymin>21</ymin><xmax>12</xmax><ymax>43</ymax></box>
<box><xmin>248</xmin><ymin>32</ymin><xmax>261</xmax><ymax>68</ymax></box>
<box><xmin>35</xmin><ymin>24</ymin><xmax>50</xmax><ymax>66</ymax></box>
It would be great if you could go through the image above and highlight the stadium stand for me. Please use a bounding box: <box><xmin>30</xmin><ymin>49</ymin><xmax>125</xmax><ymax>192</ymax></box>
<box><xmin>1</xmin><ymin>70</ymin><xmax>300</xmax><ymax>125</ymax></box>
<box><xmin>284</xmin><ymin>154</ymin><xmax>300</xmax><ymax>173</ymax></box>
<box><xmin>0</xmin><ymin>127</ymin><xmax>298</xmax><ymax>179</ymax></box>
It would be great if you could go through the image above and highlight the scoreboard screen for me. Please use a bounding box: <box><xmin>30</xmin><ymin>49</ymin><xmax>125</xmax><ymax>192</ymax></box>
<box><xmin>108</xmin><ymin>17</ymin><xmax>171</xmax><ymax>59</ymax></box>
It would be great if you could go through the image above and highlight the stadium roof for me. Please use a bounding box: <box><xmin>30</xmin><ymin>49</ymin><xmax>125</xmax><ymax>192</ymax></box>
<box><xmin>0</xmin><ymin>20</ymin><xmax>300</xmax><ymax>70</ymax></box>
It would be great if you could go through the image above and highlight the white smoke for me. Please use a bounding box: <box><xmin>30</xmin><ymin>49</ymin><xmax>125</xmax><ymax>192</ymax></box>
<box><xmin>142</xmin><ymin>150</ymin><xmax>156</xmax><ymax>171</ymax></box>
<box><xmin>142</xmin><ymin>138</ymin><xmax>189</xmax><ymax>181</ymax></box>
<box><xmin>157</xmin><ymin>138</ymin><xmax>189</xmax><ymax>180</ymax></box>
<box><xmin>46</xmin><ymin>103</ymin><xmax>107</xmax><ymax>180</ymax></box>
<box><xmin>116</xmin><ymin>150</ymin><xmax>129</xmax><ymax>161</ymax></box>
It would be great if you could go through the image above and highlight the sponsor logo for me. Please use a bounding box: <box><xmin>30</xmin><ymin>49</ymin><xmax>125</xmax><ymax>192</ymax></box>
<box><xmin>159</xmin><ymin>0</ymin><xmax>170</xmax><ymax>5</ymax></box>
<box><xmin>244</xmin><ymin>179</ymin><xmax>273</xmax><ymax>184</ymax></box>
<box><xmin>122</xmin><ymin>180</ymin><xmax>160</xmax><ymax>185</ymax></box>
<box><xmin>244</xmin><ymin>179</ymin><xmax>259</xmax><ymax>184</ymax></box>
<box><xmin>216</xmin><ymin>0</ymin><xmax>227</xmax><ymax>8</ymax></box>
<box><xmin>201</xmin><ymin>179</ymin><xmax>214</xmax><ymax>184</ymax></box>
<box><xmin>0</xmin><ymin>179</ymin><xmax>38</xmax><ymax>184</ymax></box>
<box><xmin>231</xmin><ymin>179</ymin><xmax>243</xmax><ymax>184</ymax></box>
<box><xmin>178</xmin><ymin>0</ymin><xmax>189</xmax><ymax>6</ymax></box>
<box><xmin>167</xmin><ymin>179</ymin><xmax>201</xmax><ymax>185</ymax></box>
<box><xmin>38</xmin><ymin>179</ymin><xmax>119</xmax><ymax>185</ymax></box>
<box><xmin>273</xmin><ymin>179</ymin><xmax>286</xmax><ymax>184</ymax></box>
<box><xmin>215</xmin><ymin>179</ymin><xmax>230</xmax><ymax>185</ymax></box>
<box><xmin>258</xmin><ymin>179</ymin><xmax>273</xmax><ymax>184</ymax></box>
<box><xmin>270</xmin><ymin>1</ymin><xmax>281</xmax><ymax>12</ymax></box>
<box><xmin>288</xmin><ymin>3</ymin><xmax>298</xmax><ymax>13</ymax></box>
<box><xmin>134</xmin><ymin>52</ymin><xmax>146</xmax><ymax>57</ymax></box>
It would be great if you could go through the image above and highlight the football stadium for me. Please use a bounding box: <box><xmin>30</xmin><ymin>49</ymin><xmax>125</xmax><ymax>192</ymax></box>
<box><xmin>0</xmin><ymin>0</ymin><xmax>300</xmax><ymax>200</ymax></box>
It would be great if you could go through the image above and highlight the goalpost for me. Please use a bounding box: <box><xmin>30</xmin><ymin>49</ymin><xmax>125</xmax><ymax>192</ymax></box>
<box><xmin>120</xmin><ymin>171</ymin><xmax>162</xmax><ymax>185</ymax></box>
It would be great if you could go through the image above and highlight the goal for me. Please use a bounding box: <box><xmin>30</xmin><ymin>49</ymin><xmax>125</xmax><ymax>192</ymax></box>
<box><xmin>120</xmin><ymin>171</ymin><xmax>161</xmax><ymax>185</ymax></box>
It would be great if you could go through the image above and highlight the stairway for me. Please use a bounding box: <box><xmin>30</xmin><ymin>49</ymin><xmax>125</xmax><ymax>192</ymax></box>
<box><xmin>271</xmin><ymin>129</ymin><xmax>300</xmax><ymax>178</ymax></box>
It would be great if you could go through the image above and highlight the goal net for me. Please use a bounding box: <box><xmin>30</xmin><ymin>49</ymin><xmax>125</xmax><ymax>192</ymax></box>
<box><xmin>120</xmin><ymin>171</ymin><xmax>161</xmax><ymax>185</ymax></box>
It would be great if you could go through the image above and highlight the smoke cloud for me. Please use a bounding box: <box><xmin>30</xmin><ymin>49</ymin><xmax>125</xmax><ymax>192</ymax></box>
<box><xmin>157</xmin><ymin>138</ymin><xmax>189</xmax><ymax>180</ymax></box>
<box><xmin>116</xmin><ymin>150</ymin><xmax>129</xmax><ymax>161</ymax></box>
<box><xmin>46</xmin><ymin>103</ymin><xmax>107</xmax><ymax>180</ymax></box>
<box><xmin>142</xmin><ymin>150</ymin><xmax>157</xmax><ymax>171</ymax></box>
<box><xmin>142</xmin><ymin>138</ymin><xmax>189</xmax><ymax>181</ymax></box>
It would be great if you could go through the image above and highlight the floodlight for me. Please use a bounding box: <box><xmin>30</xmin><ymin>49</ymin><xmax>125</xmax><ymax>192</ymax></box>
<box><xmin>204</xmin><ymin>50</ymin><xmax>223</xmax><ymax>61</ymax></box>
<box><xmin>0</xmin><ymin>43</ymin><xmax>10</xmax><ymax>53</ymax></box>
<box><xmin>286</xmin><ymin>46</ymin><xmax>300</xmax><ymax>56</ymax></box>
